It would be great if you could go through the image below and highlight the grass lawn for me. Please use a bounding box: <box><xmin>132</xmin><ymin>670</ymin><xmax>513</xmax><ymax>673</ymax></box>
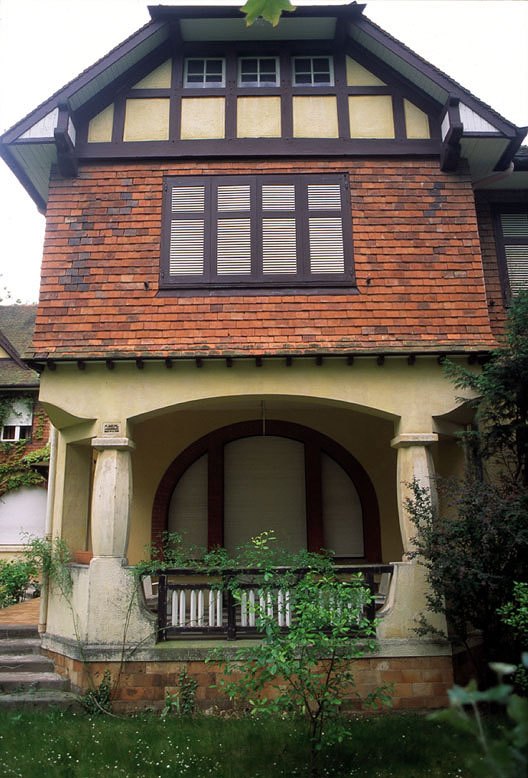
<box><xmin>0</xmin><ymin>710</ymin><xmax>481</xmax><ymax>778</ymax></box>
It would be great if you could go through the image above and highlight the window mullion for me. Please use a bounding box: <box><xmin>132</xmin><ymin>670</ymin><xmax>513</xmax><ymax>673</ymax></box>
<box><xmin>296</xmin><ymin>177</ymin><xmax>310</xmax><ymax>282</ymax></box>
<box><xmin>209</xmin><ymin>179</ymin><xmax>218</xmax><ymax>281</ymax></box>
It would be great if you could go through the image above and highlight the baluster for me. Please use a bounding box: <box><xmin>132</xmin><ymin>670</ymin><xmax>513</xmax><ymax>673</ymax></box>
<box><xmin>190</xmin><ymin>590</ymin><xmax>197</xmax><ymax>626</ymax></box>
<box><xmin>267</xmin><ymin>591</ymin><xmax>273</xmax><ymax>618</ymax></box>
<box><xmin>171</xmin><ymin>590</ymin><xmax>179</xmax><ymax>627</ymax></box>
<box><xmin>198</xmin><ymin>589</ymin><xmax>204</xmax><ymax>627</ymax></box>
<box><xmin>208</xmin><ymin>589</ymin><xmax>215</xmax><ymax>626</ymax></box>
<box><xmin>179</xmin><ymin>590</ymin><xmax>186</xmax><ymax>627</ymax></box>
<box><xmin>248</xmin><ymin>589</ymin><xmax>256</xmax><ymax>627</ymax></box>
<box><xmin>278</xmin><ymin>589</ymin><xmax>284</xmax><ymax>626</ymax></box>
<box><xmin>157</xmin><ymin>574</ymin><xmax>167</xmax><ymax>641</ymax></box>
<box><xmin>285</xmin><ymin>589</ymin><xmax>291</xmax><ymax>627</ymax></box>
<box><xmin>216</xmin><ymin>589</ymin><xmax>222</xmax><ymax>627</ymax></box>
<box><xmin>241</xmin><ymin>591</ymin><xmax>248</xmax><ymax>626</ymax></box>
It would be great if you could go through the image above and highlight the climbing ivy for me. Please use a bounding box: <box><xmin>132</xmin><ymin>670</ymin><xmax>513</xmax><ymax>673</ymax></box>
<box><xmin>0</xmin><ymin>444</ymin><xmax>49</xmax><ymax>496</ymax></box>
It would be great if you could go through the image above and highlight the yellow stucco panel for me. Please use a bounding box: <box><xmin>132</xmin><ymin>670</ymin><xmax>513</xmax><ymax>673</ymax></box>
<box><xmin>348</xmin><ymin>95</ymin><xmax>395</xmax><ymax>138</ymax></box>
<box><xmin>180</xmin><ymin>97</ymin><xmax>226</xmax><ymax>140</ymax></box>
<box><xmin>123</xmin><ymin>98</ymin><xmax>170</xmax><ymax>142</ymax></box>
<box><xmin>292</xmin><ymin>96</ymin><xmax>339</xmax><ymax>138</ymax></box>
<box><xmin>346</xmin><ymin>56</ymin><xmax>386</xmax><ymax>86</ymax></box>
<box><xmin>404</xmin><ymin>99</ymin><xmax>431</xmax><ymax>139</ymax></box>
<box><xmin>132</xmin><ymin>59</ymin><xmax>172</xmax><ymax>89</ymax></box>
<box><xmin>237</xmin><ymin>96</ymin><xmax>282</xmax><ymax>138</ymax></box>
<box><xmin>87</xmin><ymin>103</ymin><xmax>114</xmax><ymax>143</ymax></box>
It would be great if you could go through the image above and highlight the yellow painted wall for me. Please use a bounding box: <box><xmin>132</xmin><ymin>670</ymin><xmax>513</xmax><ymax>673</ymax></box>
<box><xmin>404</xmin><ymin>99</ymin><xmax>430</xmax><ymax>139</ymax></box>
<box><xmin>87</xmin><ymin>104</ymin><xmax>114</xmax><ymax>143</ymax></box>
<box><xmin>0</xmin><ymin>347</ymin><xmax>10</xmax><ymax>358</ymax></box>
<box><xmin>292</xmin><ymin>96</ymin><xmax>339</xmax><ymax>138</ymax></box>
<box><xmin>123</xmin><ymin>99</ymin><xmax>170</xmax><ymax>142</ymax></box>
<box><xmin>133</xmin><ymin>60</ymin><xmax>172</xmax><ymax>89</ymax></box>
<box><xmin>346</xmin><ymin>56</ymin><xmax>386</xmax><ymax>86</ymax></box>
<box><xmin>348</xmin><ymin>95</ymin><xmax>395</xmax><ymax>138</ymax></box>
<box><xmin>180</xmin><ymin>97</ymin><xmax>225</xmax><ymax>140</ymax></box>
<box><xmin>237</xmin><ymin>96</ymin><xmax>281</xmax><ymax>138</ymax></box>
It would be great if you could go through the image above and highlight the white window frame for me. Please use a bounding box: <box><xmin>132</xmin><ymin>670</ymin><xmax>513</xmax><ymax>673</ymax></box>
<box><xmin>292</xmin><ymin>56</ymin><xmax>334</xmax><ymax>87</ymax></box>
<box><xmin>0</xmin><ymin>398</ymin><xmax>33</xmax><ymax>442</ymax></box>
<box><xmin>184</xmin><ymin>58</ymin><xmax>226</xmax><ymax>88</ymax></box>
<box><xmin>238</xmin><ymin>57</ymin><xmax>280</xmax><ymax>87</ymax></box>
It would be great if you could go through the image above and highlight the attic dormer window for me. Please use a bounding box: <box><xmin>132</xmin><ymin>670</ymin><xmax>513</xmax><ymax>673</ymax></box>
<box><xmin>238</xmin><ymin>57</ymin><xmax>279</xmax><ymax>87</ymax></box>
<box><xmin>184</xmin><ymin>58</ymin><xmax>225</xmax><ymax>87</ymax></box>
<box><xmin>293</xmin><ymin>56</ymin><xmax>333</xmax><ymax>86</ymax></box>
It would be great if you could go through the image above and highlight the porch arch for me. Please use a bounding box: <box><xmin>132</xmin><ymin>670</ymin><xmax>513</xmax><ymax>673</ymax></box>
<box><xmin>152</xmin><ymin>419</ymin><xmax>381</xmax><ymax>561</ymax></box>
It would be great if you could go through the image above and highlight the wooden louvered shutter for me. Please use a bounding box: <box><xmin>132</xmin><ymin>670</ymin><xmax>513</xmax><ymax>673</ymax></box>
<box><xmin>216</xmin><ymin>184</ymin><xmax>252</xmax><ymax>275</ymax></box>
<box><xmin>168</xmin><ymin>184</ymin><xmax>206</xmax><ymax>277</ymax></box>
<box><xmin>499</xmin><ymin>212</ymin><xmax>528</xmax><ymax>295</ymax></box>
<box><xmin>262</xmin><ymin>184</ymin><xmax>297</xmax><ymax>274</ymax></box>
<box><xmin>307</xmin><ymin>183</ymin><xmax>345</xmax><ymax>274</ymax></box>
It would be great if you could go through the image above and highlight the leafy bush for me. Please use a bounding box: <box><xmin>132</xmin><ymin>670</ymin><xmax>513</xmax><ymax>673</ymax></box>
<box><xmin>0</xmin><ymin>558</ymin><xmax>38</xmax><ymax>607</ymax></box>
<box><xmin>498</xmin><ymin>583</ymin><xmax>528</xmax><ymax>691</ymax></box>
<box><xmin>430</xmin><ymin>657</ymin><xmax>528</xmax><ymax>778</ymax></box>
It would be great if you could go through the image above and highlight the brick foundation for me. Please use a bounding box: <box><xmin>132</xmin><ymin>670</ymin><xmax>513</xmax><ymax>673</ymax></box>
<box><xmin>44</xmin><ymin>649</ymin><xmax>453</xmax><ymax>713</ymax></box>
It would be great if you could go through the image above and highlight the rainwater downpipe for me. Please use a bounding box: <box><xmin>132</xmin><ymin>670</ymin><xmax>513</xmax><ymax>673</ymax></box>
<box><xmin>38</xmin><ymin>424</ymin><xmax>58</xmax><ymax>635</ymax></box>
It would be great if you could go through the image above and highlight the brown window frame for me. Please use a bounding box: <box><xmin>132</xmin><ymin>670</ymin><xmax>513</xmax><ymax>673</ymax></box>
<box><xmin>493</xmin><ymin>205</ymin><xmax>528</xmax><ymax>300</ymax></box>
<box><xmin>160</xmin><ymin>173</ymin><xmax>355</xmax><ymax>292</ymax></box>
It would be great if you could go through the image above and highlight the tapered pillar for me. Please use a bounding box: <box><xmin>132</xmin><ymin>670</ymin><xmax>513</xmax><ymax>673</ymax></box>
<box><xmin>391</xmin><ymin>433</ymin><xmax>438</xmax><ymax>557</ymax></box>
<box><xmin>91</xmin><ymin>437</ymin><xmax>135</xmax><ymax>559</ymax></box>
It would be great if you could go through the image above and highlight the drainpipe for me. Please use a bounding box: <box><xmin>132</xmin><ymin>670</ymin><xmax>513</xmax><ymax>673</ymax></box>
<box><xmin>38</xmin><ymin>424</ymin><xmax>58</xmax><ymax>636</ymax></box>
<box><xmin>473</xmin><ymin>161</ymin><xmax>514</xmax><ymax>189</ymax></box>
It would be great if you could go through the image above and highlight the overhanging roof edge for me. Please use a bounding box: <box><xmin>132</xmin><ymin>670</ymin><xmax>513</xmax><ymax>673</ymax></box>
<box><xmin>0</xmin><ymin>18</ymin><xmax>167</xmax><ymax>145</ymax></box>
<box><xmin>353</xmin><ymin>15</ymin><xmax>520</xmax><ymax>138</ymax></box>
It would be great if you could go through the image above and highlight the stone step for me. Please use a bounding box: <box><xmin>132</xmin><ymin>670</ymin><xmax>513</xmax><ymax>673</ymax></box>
<box><xmin>0</xmin><ymin>654</ymin><xmax>55</xmax><ymax>674</ymax></box>
<box><xmin>0</xmin><ymin>672</ymin><xmax>70</xmax><ymax>693</ymax></box>
<box><xmin>0</xmin><ymin>625</ymin><xmax>39</xmax><ymax>640</ymax></box>
<box><xmin>0</xmin><ymin>690</ymin><xmax>82</xmax><ymax>712</ymax></box>
<box><xmin>0</xmin><ymin>638</ymin><xmax>41</xmax><ymax>655</ymax></box>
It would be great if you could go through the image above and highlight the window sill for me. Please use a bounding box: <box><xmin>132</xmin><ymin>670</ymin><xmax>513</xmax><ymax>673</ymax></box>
<box><xmin>157</xmin><ymin>285</ymin><xmax>359</xmax><ymax>298</ymax></box>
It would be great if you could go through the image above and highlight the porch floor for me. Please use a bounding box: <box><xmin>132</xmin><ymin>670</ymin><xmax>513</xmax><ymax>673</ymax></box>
<box><xmin>0</xmin><ymin>599</ymin><xmax>40</xmax><ymax>625</ymax></box>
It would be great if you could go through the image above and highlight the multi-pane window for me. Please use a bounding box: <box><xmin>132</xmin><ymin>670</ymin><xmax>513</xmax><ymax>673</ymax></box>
<box><xmin>0</xmin><ymin>399</ymin><xmax>33</xmax><ymax>442</ymax></box>
<box><xmin>494</xmin><ymin>208</ymin><xmax>528</xmax><ymax>296</ymax></box>
<box><xmin>238</xmin><ymin>57</ymin><xmax>279</xmax><ymax>86</ymax></box>
<box><xmin>184</xmin><ymin>58</ymin><xmax>225</xmax><ymax>87</ymax></box>
<box><xmin>161</xmin><ymin>174</ymin><xmax>354</xmax><ymax>289</ymax></box>
<box><xmin>292</xmin><ymin>56</ymin><xmax>333</xmax><ymax>86</ymax></box>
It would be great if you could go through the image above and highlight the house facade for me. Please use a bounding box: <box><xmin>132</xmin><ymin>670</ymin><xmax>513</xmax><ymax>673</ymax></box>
<box><xmin>0</xmin><ymin>306</ymin><xmax>50</xmax><ymax>557</ymax></box>
<box><xmin>1</xmin><ymin>3</ymin><xmax>526</xmax><ymax>710</ymax></box>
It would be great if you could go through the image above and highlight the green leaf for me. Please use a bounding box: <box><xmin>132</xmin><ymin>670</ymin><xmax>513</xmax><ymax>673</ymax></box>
<box><xmin>241</xmin><ymin>0</ymin><xmax>296</xmax><ymax>27</ymax></box>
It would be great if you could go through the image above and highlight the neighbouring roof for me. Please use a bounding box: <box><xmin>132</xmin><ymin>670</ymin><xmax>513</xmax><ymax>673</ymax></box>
<box><xmin>0</xmin><ymin>306</ymin><xmax>39</xmax><ymax>387</ymax></box>
<box><xmin>0</xmin><ymin>2</ymin><xmax>525</xmax><ymax>210</ymax></box>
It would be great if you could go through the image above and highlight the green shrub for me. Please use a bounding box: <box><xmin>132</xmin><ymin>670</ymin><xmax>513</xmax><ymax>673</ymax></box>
<box><xmin>0</xmin><ymin>558</ymin><xmax>38</xmax><ymax>607</ymax></box>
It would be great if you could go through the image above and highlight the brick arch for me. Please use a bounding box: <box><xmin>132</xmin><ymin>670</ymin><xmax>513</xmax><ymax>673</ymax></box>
<box><xmin>151</xmin><ymin>419</ymin><xmax>381</xmax><ymax>561</ymax></box>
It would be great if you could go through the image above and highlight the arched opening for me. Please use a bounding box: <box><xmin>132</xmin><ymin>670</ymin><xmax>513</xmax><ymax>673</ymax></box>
<box><xmin>152</xmin><ymin>420</ymin><xmax>381</xmax><ymax>562</ymax></box>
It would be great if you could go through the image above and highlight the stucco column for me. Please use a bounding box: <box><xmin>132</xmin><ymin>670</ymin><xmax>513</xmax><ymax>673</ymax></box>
<box><xmin>91</xmin><ymin>437</ymin><xmax>135</xmax><ymax>558</ymax></box>
<box><xmin>390</xmin><ymin>433</ymin><xmax>438</xmax><ymax>557</ymax></box>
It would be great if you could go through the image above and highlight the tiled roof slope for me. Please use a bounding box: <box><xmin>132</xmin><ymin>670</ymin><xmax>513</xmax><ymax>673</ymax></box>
<box><xmin>31</xmin><ymin>158</ymin><xmax>497</xmax><ymax>359</ymax></box>
<box><xmin>0</xmin><ymin>305</ymin><xmax>39</xmax><ymax>385</ymax></box>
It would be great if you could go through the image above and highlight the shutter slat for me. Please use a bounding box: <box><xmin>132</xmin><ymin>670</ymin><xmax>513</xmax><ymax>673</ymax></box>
<box><xmin>169</xmin><ymin>220</ymin><xmax>204</xmax><ymax>275</ymax></box>
<box><xmin>262</xmin><ymin>219</ymin><xmax>297</xmax><ymax>274</ymax></box>
<box><xmin>309</xmin><ymin>218</ymin><xmax>345</xmax><ymax>273</ymax></box>
<box><xmin>171</xmin><ymin>186</ymin><xmax>205</xmax><ymax>212</ymax></box>
<box><xmin>501</xmin><ymin>213</ymin><xmax>528</xmax><ymax>237</ymax></box>
<box><xmin>262</xmin><ymin>185</ymin><xmax>295</xmax><ymax>211</ymax></box>
<box><xmin>217</xmin><ymin>219</ymin><xmax>251</xmax><ymax>274</ymax></box>
<box><xmin>218</xmin><ymin>186</ymin><xmax>251</xmax><ymax>212</ymax></box>
<box><xmin>308</xmin><ymin>184</ymin><xmax>341</xmax><ymax>211</ymax></box>
<box><xmin>505</xmin><ymin>245</ymin><xmax>528</xmax><ymax>294</ymax></box>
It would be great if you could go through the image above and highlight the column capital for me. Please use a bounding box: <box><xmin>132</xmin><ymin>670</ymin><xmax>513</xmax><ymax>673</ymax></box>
<box><xmin>91</xmin><ymin>437</ymin><xmax>136</xmax><ymax>451</ymax></box>
<box><xmin>391</xmin><ymin>433</ymin><xmax>438</xmax><ymax>449</ymax></box>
